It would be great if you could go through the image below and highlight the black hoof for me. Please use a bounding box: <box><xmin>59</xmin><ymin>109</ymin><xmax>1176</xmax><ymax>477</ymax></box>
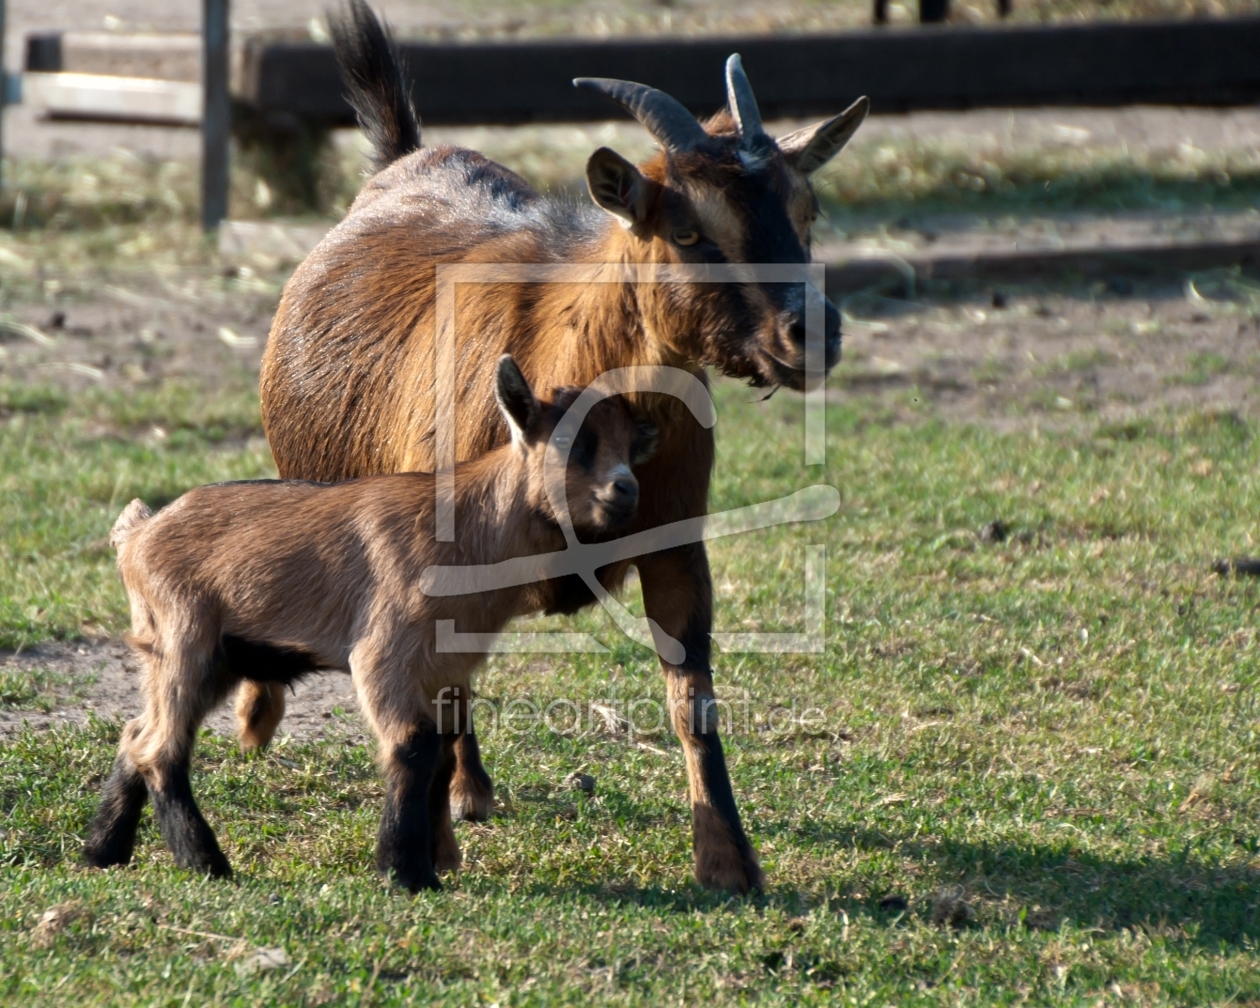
<box><xmin>83</xmin><ymin>843</ymin><xmax>134</xmax><ymax>870</ymax></box>
<box><xmin>384</xmin><ymin>866</ymin><xmax>441</xmax><ymax>893</ymax></box>
<box><xmin>84</xmin><ymin>755</ymin><xmax>149</xmax><ymax>869</ymax></box>
<box><xmin>183</xmin><ymin>851</ymin><xmax>234</xmax><ymax>879</ymax></box>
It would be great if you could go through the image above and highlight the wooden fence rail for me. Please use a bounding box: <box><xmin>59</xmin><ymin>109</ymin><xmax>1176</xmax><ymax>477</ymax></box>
<box><xmin>239</xmin><ymin>17</ymin><xmax>1260</xmax><ymax>126</ymax></box>
<box><xmin>19</xmin><ymin>15</ymin><xmax>1260</xmax><ymax>228</ymax></box>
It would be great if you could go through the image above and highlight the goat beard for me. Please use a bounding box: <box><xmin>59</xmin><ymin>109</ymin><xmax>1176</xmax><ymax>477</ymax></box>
<box><xmin>690</xmin><ymin>302</ymin><xmax>806</xmax><ymax>392</ymax></box>
<box><xmin>644</xmin><ymin>287</ymin><xmax>801</xmax><ymax>391</ymax></box>
<box><xmin>707</xmin><ymin>341</ymin><xmax>799</xmax><ymax>392</ymax></box>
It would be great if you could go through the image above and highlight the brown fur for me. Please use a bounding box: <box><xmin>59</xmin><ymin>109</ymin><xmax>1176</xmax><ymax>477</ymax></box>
<box><xmin>235</xmin><ymin>681</ymin><xmax>286</xmax><ymax>751</ymax></box>
<box><xmin>246</xmin><ymin>9</ymin><xmax>865</xmax><ymax>893</ymax></box>
<box><xmin>259</xmin><ymin>137</ymin><xmax>826</xmax><ymax>485</ymax></box>
<box><xmin>85</xmin><ymin>373</ymin><xmax>645</xmax><ymax>888</ymax></box>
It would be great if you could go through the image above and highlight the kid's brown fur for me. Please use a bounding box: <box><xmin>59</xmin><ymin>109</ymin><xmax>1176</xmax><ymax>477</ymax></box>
<box><xmin>84</xmin><ymin>359</ymin><xmax>649</xmax><ymax>889</ymax></box>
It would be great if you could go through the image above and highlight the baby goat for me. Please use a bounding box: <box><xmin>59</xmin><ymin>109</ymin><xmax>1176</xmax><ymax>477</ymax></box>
<box><xmin>84</xmin><ymin>356</ymin><xmax>654</xmax><ymax>891</ymax></box>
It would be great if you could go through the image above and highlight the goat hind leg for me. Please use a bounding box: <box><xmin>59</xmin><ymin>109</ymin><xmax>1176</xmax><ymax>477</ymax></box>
<box><xmin>430</xmin><ymin>734</ymin><xmax>462</xmax><ymax>873</ymax></box>
<box><xmin>83</xmin><ymin>726</ymin><xmax>149</xmax><ymax>869</ymax></box>
<box><xmin>147</xmin><ymin>756</ymin><xmax>232</xmax><ymax>877</ymax></box>
<box><xmin>130</xmin><ymin>641</ymin><xmax>234</xmax><ymax>877</ymax></box>
<box><xmin>449</xmin><ymin>714</ymin><xmax>493</xmax><ymax>822</ymax></box>
<box><xmin>235</xmin><ymin>679</ymin><xmax>286</xmax><ymax>751</ymax></box>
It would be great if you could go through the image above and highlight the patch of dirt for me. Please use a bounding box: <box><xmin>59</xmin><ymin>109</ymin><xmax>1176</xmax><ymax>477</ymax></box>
<box><xmin>0</xmin><ymin>283</ymin><xmax>274</xmax><ymax>394</ymax></box>
<box><xmin>832</xmin><ymin>284</ymin><xmax>1260</xmax><ymax>426</ymax></box>
<box><xmin>6</xmin><ymin>277</ymin><xmax>1257</xmax><ymax>431</ymax></box>
<box><xmin>0</xmin><ymin>639</ymin><xmax>366</xmax><ymax>742</ymax></box>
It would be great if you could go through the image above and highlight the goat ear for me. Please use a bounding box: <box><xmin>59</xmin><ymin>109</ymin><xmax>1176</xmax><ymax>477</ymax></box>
<box><xmin>777</xmin><ymin>96</ymin><xmax>869</xmax><ymax>175</ymax></box>
<box><xmin>586</xmin><ymin>147</ymin><xmax>649</xmax><ymax>226</ymax></box>
<box><xmin>632</xmin><ymin>421</ymin><xmax>659</xmax><ymax>465</ymax></box>
<box><xmin>494</xmin><ymin>355</ymin><xmax>541</xmax><ymax>443</ymax></box>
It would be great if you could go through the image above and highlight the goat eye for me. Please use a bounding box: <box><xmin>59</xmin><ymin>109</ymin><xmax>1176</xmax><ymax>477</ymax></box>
<box><xmin>672</xmin><ymin>229</ymin><xmax>701</xmax><ymax>247</ymax></box>
<box><xmin>552</xmin><ymin>434</ymin><xmax>572</xmax><ymax>447</ymax></box>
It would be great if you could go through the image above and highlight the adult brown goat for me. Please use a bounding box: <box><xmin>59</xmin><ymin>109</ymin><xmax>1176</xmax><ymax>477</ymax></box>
<box><xmin>84</xmin><ymin>356</ymin><xmax>652</xmax><ymax>890</ymax></box>
<box><xmin>243</xmin><ymin>0</ymin><xmax>868</xmax><ymax>894</ymax></box>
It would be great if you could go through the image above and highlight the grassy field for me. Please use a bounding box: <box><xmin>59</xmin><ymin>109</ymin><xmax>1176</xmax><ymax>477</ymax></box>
<box><xmin>1</xmin><ymin>116</ymin><xmax>1256</xmax><ymax>232</ymax></box>
<box><xmin>338</xmin><ymin>123</ymin><xmax>1260</xmax><ymax>227</ymax></box>
<box><xmin>0</xmin><ymin>120</ymin><xmax>1259</xmax><ymax>1002</ymax></box>
<box><xmin>4</xmin><ymin>369</ymin><xmax>1260</xmax><ymax>1004</ymax></box>
<box><xmin>0</xmin><ymin>377</ymin><xmax>271</xmax><ymax>650</ymax></box>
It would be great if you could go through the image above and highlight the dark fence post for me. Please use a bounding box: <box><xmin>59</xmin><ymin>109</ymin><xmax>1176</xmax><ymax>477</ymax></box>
<box><xmin>0</xmin><ymin>0</ymin><xmax>6</xmax><ymax>192</ymax></box>
<box><xmin>919</xmin><ymin>0</ymin><xmax>950</xmax><ymax>22</ymax></box>
<box><xmin>202</xmin><ymin>0</ymin><xmax>230</xmax><ymax>231</ymax></box>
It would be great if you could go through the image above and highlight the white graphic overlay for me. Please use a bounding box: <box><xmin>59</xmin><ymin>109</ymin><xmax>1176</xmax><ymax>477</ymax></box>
<box><xmin>430</xmin><ymin>262</ymin><xmax>833</xmax><ymax>656</ymax></box>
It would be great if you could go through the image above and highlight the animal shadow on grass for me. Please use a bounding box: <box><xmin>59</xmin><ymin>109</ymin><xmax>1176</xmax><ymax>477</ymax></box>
<box><xmin>527</xmin><ymin>878</ymin><xmax>778</xmax><ymax>915</ymax></box>
<box><xmin>508</xmin><ymin>794</ymin><xmax>1260</xmax><ymax>937</ymax></box>
<box><xmin>510</xmin><ymin>787</ymin><xmax>775</xmax><ymax>912</ymax></box>
<box><xmin>779</xmin><ymin>822</ymin><xmax>1260</xmax><ymax>948</ymax></box>
<box><xmin>51</xmin><ymin>723</ymin><xmax>1257</xmax><ymax>941</ymax></box>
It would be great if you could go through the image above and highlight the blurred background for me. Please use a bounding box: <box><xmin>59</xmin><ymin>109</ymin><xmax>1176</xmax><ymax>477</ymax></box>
<box><xmin>0</xmin><ymin>0</ymin><xmax>1258</xmax><ymax>647</ymax></box>
<box><xmin>0</xmin><ymin>0</ymin><xmax>1255</xmax><ymax>418</ymax></box>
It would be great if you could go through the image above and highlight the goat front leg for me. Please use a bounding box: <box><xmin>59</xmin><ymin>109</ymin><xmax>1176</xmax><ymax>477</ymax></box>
<box><xmin>376</xmin><ymin>719</ymin><xmax>443</xmax><ymax>891</ymax></box>
<box><xmin>639</xmin><ymin>543</ymin><xmax>763</xmax><ymax>894</ymax></box>
<box><xmin>352</xmin><ymin>647</ymin><xmax>450</xmax><ymax>892</ymax></box>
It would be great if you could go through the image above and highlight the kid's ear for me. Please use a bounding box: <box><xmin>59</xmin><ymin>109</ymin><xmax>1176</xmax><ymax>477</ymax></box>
<box><xmin>495</xmin><ymin>355</ymin><xmax>541</xmax><ymax>443</ymax></box>
<box><xmin>586</xmin><ymin>147</ymin><xmax>650</xmax><ymax>227</ymax></box>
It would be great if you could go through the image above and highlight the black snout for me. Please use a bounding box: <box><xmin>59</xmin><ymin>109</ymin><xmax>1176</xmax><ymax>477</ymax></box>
<box><xmin>612</xmin><ymin>478</ymin><xmax>638</xmax><ymax>502</ymax></box>
<box><xmin>784</xmin><ymin>297</ymin><xmax>842</xmax><ymax>370</ymax></box>
<box><xmin>824</xmin><ymin>296</ymin><xmax>842</xmax><ymax>369</ymax></box>
<box><xmin>598</xmin><ymin>475</ymin><xmax>639</xmax><ymax>526</ymax></box>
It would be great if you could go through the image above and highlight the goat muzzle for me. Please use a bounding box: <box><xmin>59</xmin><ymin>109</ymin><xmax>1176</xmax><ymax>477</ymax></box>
<box><xmin>766</xmin><ymin>295</ymin><xmax>842</xmax><ymax>389</ymax></box>
<box><xmin>595</xmin><ymin>475</ymin><xmax>640</xmax><ymax>527</ymax></box>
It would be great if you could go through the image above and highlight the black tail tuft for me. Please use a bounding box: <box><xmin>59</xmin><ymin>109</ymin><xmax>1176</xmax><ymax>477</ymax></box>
<box><xmin>329</xmin><ymin>0</ymin><xmax>422</xmax><ymax>172</ymax></box>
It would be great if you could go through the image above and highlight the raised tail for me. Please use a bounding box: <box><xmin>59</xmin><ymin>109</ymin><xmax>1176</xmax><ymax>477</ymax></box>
<box><xmin>110</xmin><ymin>499</ymin><xmax>152</xmax><ymax>550</ymax></box>
<box><xmin>329</xmin><ymin>0</ymin><xmax>422</xmax><ymax>173</ymax></box>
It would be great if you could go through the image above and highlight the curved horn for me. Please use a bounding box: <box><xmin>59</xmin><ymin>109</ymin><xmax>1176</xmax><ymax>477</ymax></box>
<box><xmin>725</xmin><ymin>53</ymin><xmax>764</xmax><ymax>146</ymax></box>
<box><xmin>573</xmin><ymin>77</ymin><xmax>708</xmax><ymax>153</ymax></box>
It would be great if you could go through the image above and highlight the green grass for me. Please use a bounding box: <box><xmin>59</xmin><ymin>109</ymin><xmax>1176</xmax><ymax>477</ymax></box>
<box><xmin>1165</xmin><ymin>351</ymin><xmax>1234</xmax><ymax>387</ymax></box>
<box><xmin>815</xmin><ymin>139</ymin><xmax>1260</xmax><ymax>229</ymax></box>
<box><xmin>1034</xmin><ymin>348</ymin><xmax>1120</xmax><ymax>377</ymax></box>
<box><xmin>0</xmin><ymin>666</ymin><xmax>83</xmax><ymax>712</ymax></box>
<box><xmin>0</xmin><ymin>376</ymin><xmax>273</xmax><ymax>649</ymax></box>
<box><xmin>4</xmin><ymin>376</ymin><xmax>1260</xmax><ymax>1003</ymax></box>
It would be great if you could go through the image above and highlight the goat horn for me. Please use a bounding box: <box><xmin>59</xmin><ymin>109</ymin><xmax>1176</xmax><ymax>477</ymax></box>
<box><xmin>724</xmin><ymin>54</ymin><xmax>765</xmax><ymax>147</ymax></box>
<box><xmin>573</xmin><ymin>77</ymin><xmax>708</xmax><ymax>153</ymax></box>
